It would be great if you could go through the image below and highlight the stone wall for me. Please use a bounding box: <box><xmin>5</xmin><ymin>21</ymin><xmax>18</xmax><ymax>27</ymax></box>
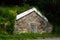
<box><xmin>14</xmin><ymin>11</ymin><xmax>52</xmax><ymax>34</ymax></box>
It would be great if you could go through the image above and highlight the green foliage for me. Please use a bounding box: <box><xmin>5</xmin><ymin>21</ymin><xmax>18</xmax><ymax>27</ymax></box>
<box><xmin>0</xmin><ymin>7</ymin><xmax>17</xmax><ymax>34</ymax></box>
<box><xmin>0</xmin><ymin>33</ymin><xmax>60</xmax><ymax>39</ymax></box>
<box><xmin>52</xmin><ymin>25</ymin><xmax>60</xmax><ymax>34</ymax></box>
<box><xmin>0</xmin><ymin>5</ymin><xmax>32</xmax><ymax>34</ymax></box>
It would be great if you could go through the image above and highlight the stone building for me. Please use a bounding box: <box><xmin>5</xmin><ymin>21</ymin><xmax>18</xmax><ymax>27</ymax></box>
<box><xmin>14</xmin><ymin>8</ymin><xmax>52</xmax><ymax>34</ymax></box>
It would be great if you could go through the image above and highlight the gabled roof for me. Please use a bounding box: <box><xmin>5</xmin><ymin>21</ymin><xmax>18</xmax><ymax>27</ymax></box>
<box><xmin>16</xmin><ymin>7</ymin><xmax>48</xmax><ymax>22</ymax></box>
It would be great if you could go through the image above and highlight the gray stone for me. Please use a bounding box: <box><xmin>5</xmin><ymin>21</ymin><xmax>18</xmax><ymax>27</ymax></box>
<box><xmin>14</xmin><ymin>8</ymin><xmax>53</xmax><ymax>34</ymax></box>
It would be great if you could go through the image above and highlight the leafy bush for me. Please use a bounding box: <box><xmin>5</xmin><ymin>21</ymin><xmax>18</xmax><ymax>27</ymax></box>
<box><xmin>0</xmin><ymin>7</ymin><xmax>17</xmax><ymax>34</ymax></box>
<box><xmin>0</xmin><ymin>5</ymin><xmax>32</xmax><ymax>34</ymax></box>
<box><xmin>52</xmin><ymin>25</ymin><xmax>60</xmax><ymax>34</ymax></box>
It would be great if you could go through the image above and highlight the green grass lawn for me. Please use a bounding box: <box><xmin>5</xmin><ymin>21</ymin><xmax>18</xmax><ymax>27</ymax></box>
<box><xmin>0</xmin><ymin>33</ymin><xmax>60</xmax><ymax>39</ymax></box>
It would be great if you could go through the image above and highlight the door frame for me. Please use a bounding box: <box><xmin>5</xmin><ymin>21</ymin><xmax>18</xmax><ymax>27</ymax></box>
<box><xmin>30</xmin><ymin>23</ymin><xmax>37</xmax><ymax>33</ymax></box>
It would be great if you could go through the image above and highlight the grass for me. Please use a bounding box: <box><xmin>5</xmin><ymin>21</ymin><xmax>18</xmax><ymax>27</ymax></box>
<box><xmin>0</xmin><ymin>33</ymin><xmax>60</xmax><ymax>39</ymax></box>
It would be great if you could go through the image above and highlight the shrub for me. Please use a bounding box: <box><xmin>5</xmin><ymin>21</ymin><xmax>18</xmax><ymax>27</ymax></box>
<box><xmin>0</xmin><ymin>6</ymin><xmax>31</xmax><ymax>34</ymax></box>
<box><xmin>0</xmin><ymin>7</ymin><xmax>17</xmax><ymax>34</ymax></box>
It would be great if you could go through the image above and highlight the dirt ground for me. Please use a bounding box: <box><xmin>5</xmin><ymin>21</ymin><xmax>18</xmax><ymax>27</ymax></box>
<box><xmin>27</xmin><ymin>37</ymin><xmax>60</xmax><ymax>40</ymax></box>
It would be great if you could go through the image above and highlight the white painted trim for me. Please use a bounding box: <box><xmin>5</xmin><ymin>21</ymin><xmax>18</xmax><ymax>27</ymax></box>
<box><xmin>16</xmin><ymin>7</ymin><xmax>48</xmax><ymax>22</ymax></box>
